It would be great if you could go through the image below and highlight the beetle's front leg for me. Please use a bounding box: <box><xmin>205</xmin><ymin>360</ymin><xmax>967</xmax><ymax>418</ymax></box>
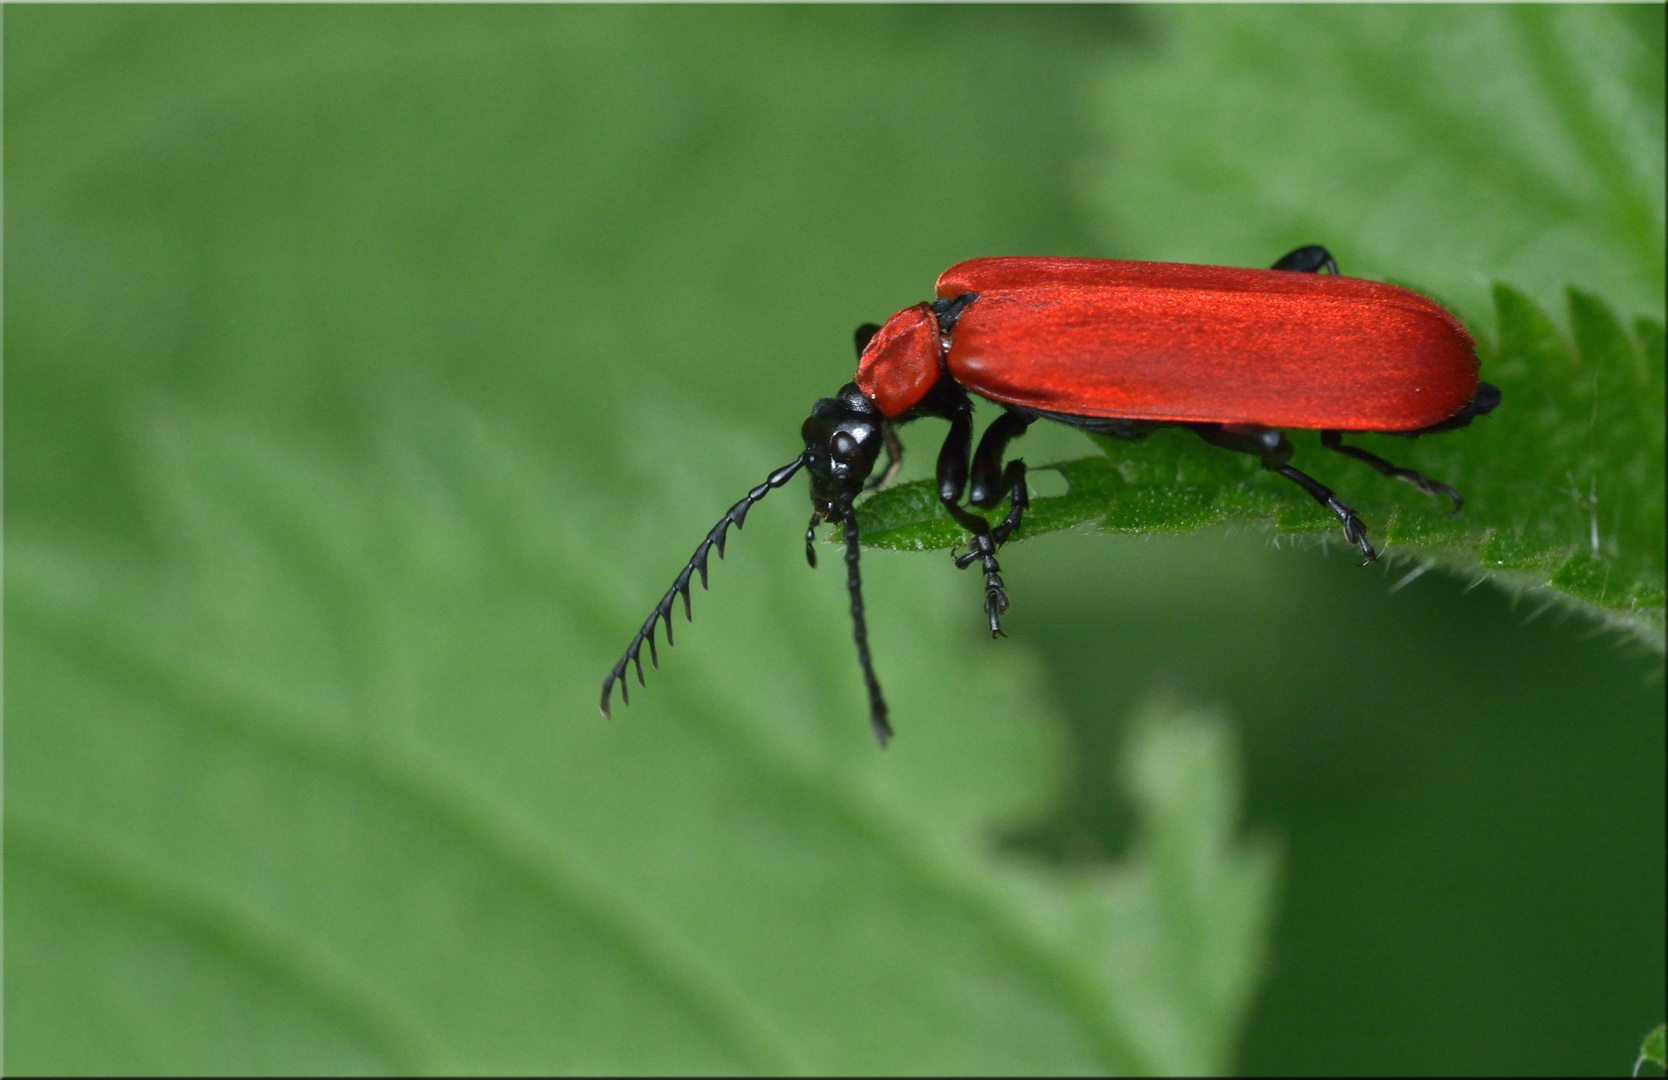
<box><xmin>936</xmin><ymin>409</ymin><xmax>1013</xmax><ymax>636</ymax></box>
<box><xmin>955</xmin><ymin>459</ymin><xmax>1030</xmax><ymax>634</ymax></box>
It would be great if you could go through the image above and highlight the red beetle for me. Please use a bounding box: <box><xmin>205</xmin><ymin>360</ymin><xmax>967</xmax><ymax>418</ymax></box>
<box><xmin>603</xmin><ymin>246</ymin><xmax>1500</xmax><ymax>744</ymax></box>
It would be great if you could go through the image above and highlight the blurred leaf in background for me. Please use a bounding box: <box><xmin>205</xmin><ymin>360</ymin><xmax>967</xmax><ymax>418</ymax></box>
<box><xmin>5</xmin><ymin>4</ymin><xmax>1664</xmax><ymax>1076</ymax></box>
<box><xmin>1640</xmin><ymin>1023</ymin><xmax>1667</xmax><ymax>1076</ymax></box>
<box><xmin>9</xmin><ymin>401</ymin><xmax>1275</xmax><ymax>1074</ymax></box>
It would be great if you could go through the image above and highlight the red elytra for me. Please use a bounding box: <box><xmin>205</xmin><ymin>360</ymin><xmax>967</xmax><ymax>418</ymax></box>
<box><xmin>606</xmin><ymin>249</ymin><xmax>1499</xmax><ymax>748</ymax></box>
<box><xmin>858</xmin><ymin>256</ymin><xmax>1478</xmax><ymax>431</ymax></box>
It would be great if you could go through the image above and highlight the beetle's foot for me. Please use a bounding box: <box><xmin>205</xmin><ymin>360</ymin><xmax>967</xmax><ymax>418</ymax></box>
<box><xmin>953</xmin><ymin>532</ymin><xmax>1011</xmax><ymax>636</ymax></box>
<box><xmin>984</xmin><ymin>576</ymin><xmax>1010</xmax><ymax>637</ymax></box>
<box><xmin>1330</xmin><ymin>499</ymin><xmax>1378</xmax><ymax>566</ymax></box>
<box><xmin>1269</xmin><ymin>463</ymin><xmax>1378</xmax><ymax>567</ymax></box>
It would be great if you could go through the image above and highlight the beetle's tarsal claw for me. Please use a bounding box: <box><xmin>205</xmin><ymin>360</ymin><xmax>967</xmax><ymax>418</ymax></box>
<box><xmin>1419</xmin><ymin>477</ymin><xmax>1464</xmax><ymax>513</ymax></box>
<box><xmin>1335</xmin><ymin>506</ymin><xmax>1378</xmax><ymax>565</ymax></box>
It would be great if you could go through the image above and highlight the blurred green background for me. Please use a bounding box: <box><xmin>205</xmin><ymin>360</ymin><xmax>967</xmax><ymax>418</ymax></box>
<box><xmin>7</xmin><ymin>5</ymin><xmax>1663</xmax><ymax>1075</ymax></box>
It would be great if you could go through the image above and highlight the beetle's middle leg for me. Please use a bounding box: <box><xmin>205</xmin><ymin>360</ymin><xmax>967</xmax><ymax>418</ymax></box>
<box><xmin>936</xmin><ymin>408</ymin><xmax>1017</xmax><ymax>635</ymax></box>
<box><xmin>1194</xmin><ymin>423</ymin><xmax>1378</xmax><ymax>565</ymax></box>
<box><xmin>971</xmin><ymin>410</ymin><xmax>1034</xmax><ymax>548</ymax></box>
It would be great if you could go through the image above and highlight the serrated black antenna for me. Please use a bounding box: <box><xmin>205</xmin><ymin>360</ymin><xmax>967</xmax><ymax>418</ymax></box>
<box><xmin>601</xmin><ymin>456</ymin><xmax>805</xmax><ymax>718</ymax></box>
<box><xmin>842</xmin><ymin>506</ymin><xmax>892</xmax><ymax>747</ymax></box>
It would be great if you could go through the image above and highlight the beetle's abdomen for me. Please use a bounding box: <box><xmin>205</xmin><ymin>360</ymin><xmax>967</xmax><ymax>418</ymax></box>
<box><xmin>945</xmin><ymin>285</ymin><xmax>1478</xmax><ymax>432</ymax></box>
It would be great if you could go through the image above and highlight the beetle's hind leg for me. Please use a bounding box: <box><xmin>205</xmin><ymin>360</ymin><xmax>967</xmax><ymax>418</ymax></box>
<box><xmin>1195</xmin><ymin>423</ymin><xmax>1378</xmax><ymax>565</ymax></box>
<box><xmin>1321</xmin><ymin>430</ymin><xmax>1463</xmax><ymax>511</ymax></box>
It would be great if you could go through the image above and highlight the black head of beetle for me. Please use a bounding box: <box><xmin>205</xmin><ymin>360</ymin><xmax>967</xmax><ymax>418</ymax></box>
<box><xmin>800</xmin><ymin>383</ymin><xmax>885</xmax><ymax>523</ymax></box>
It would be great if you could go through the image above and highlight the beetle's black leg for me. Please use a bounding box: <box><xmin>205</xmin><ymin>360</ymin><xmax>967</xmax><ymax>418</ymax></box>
<box><xmin>1321</xmin><ymin>430</ymin><xmax>1463</xmax><ymax>511</ymax></box>
<box><xmin>937</xmin><ymin>407</ymin><xmax>974</xmax><ymax>506</ymax></box>
<box><xmin>1271</xmin><ymin>463</ymin><xmax>1377</xmax><ymax>565</ymax></box>
<box><xmin>947</xmin><ymin>510</ymin><xmax>1012</xmax><ymax>636</ymax></box>
<box><xmin>864</xmin><ymin>419</ymin><xmax>904</xmax><ymax>492</ymax></box>
<box><xmin>935</xmin><ymin>406</ymin><xmax>1013</xmax><ymax>635</ymax></box>
<box><xmin>988</xmin><ymin>459</ymin><xmax>1029</xmax><ymax>547</ymax></box>
<box><xmin>1194</xmin><ymin>421</ymin><xmax>1288</xmax><ymax>461</ymax></box>
<box><xmin>969</xmin><ymin>411</ymin><xmax>1035</xmax><ymax>508</ymax></box>
<box><xmin>971</xmin><ymin>411</ymin><xmax>1035</xmax><ymax>561</ymax></box>
<box><xmin>1194</xmin><ymin>423</ymin><xmax>1377</xmax><ymax>565</ymax></box>
<box><xmin>805</xmin><ymin>514</ymin><xmax>822</xmax><ymax>568</ymax></box>
<box><xmin>1271</xmin><ymin>245</ymin><xmax>1338</xmax><ymax>274</ymax></box>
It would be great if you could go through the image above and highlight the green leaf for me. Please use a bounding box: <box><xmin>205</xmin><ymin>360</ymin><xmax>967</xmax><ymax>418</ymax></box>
<box><xmin>7</xmin><ymin>404</ymin><xmax>1278</xmax><ymax>1075</ymax></box>
<box><xmin>856</xmin><ymin>287</ymin><xmax>1665</xmax><ymax>645</ymax></box>
<box><xmin>1640</xmin><ymin>1024</ymin><xmax>1666</xmax><ymax>1075</ymax></box>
